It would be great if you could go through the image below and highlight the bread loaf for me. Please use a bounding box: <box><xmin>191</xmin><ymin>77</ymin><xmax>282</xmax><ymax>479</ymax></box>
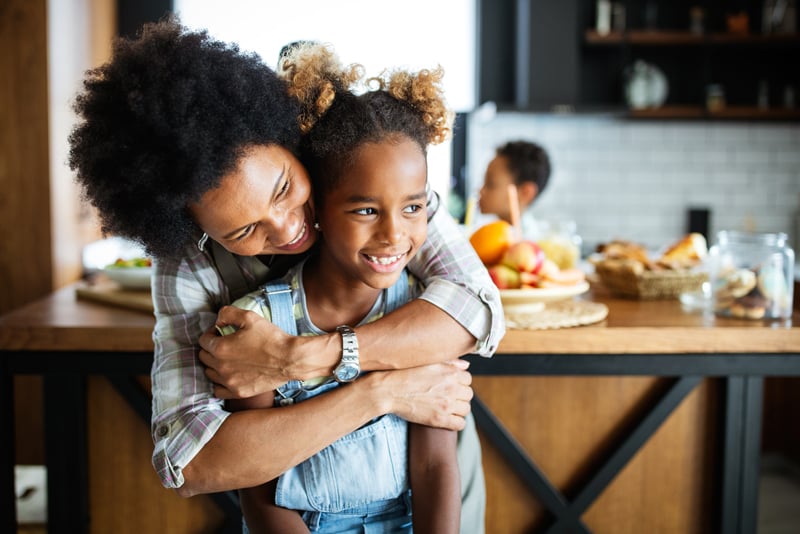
<box><xmin>657</xmin><ymin>233</ymin><xmax>707</xmax><ymax>269</ymax></box>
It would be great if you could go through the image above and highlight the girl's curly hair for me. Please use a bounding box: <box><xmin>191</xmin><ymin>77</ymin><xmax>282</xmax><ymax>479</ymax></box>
<box><xmin>68</xmin><ymin>16</ymin><xmax>301</xmax><ymax>258</ymax></box>
<box><xmin>279</xmin><ymin>43</ymin><xmax>454</xmax><ymax>203</ymax></box>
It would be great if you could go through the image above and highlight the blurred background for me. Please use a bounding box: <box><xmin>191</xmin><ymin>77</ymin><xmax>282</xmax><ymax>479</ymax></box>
<box><xmin>3</xmin><ymin>1</ymin><xmax>799</xmax><ymax>532</ymax></box>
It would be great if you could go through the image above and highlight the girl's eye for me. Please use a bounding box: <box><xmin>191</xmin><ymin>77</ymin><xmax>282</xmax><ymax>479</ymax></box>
<box><xmin>404</xmin><ymin>204</ymin><xmax>424</xmax><ymax>214</ymax></box>
<box><xmin>353</xmin><ymin>207</ymin><xmax>377</xmax><ymax>216</ymax></box>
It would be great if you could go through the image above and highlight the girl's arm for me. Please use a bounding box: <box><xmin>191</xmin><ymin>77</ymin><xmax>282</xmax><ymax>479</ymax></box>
<box><xmin>200</xmin><ymin>192</ymin><xmax>505</xmax><ymax>397</ymax></box>
<box><xmin>409</xmin><ymin>424</ymin><xmax>461</xmax><ymax>534</ymax></box>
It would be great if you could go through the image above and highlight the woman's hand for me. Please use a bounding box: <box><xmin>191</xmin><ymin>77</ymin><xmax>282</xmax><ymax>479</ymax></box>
<box><xmin>368</xmin><ymin>359</ymin><xmax>474</xmax><ymax>431</ymax></box>
<box><xmin>198</xmin><ymin>305</ymin><xmax>322</xmax><ymax>398</ymax></box>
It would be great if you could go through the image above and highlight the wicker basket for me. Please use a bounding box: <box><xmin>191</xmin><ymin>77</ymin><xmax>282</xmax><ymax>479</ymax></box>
<box><xmin>595</xmin><ymin>263</ymin><xmax>707</xmax><ymax>300</ymax></box>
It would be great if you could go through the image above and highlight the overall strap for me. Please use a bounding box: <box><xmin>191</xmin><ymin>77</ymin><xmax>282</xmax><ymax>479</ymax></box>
<box><xmin>262</xmin><ymin>281</ymin><xmax>297</xmax><ymax>335</ymax></box>
<box><xmin>384</xmin><ymin>271</ymin><xmax>410</xmax><ymax>315</ymax></box>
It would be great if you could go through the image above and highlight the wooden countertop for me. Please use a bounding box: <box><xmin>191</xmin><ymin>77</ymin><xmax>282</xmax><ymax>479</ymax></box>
<box><xmin>0</xmin><ymin>282</ymin><xmax>798</xmax><ymax>355</ymax></box>
<box><xmin>501</xmin><ymin>286</ymin><xmax>800</xmax><ymax>355</ymax></box>
<box><xmin>0</xmin><ymin>283</ymin><xmax>154</xmax><ymax>352</ymax></box>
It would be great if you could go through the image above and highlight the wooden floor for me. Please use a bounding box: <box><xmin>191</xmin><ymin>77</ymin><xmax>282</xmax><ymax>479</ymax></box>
<box><xmin>759</xmin><ymin>455</ymin><xmax>800</xmax><ymax>534</ymax></box>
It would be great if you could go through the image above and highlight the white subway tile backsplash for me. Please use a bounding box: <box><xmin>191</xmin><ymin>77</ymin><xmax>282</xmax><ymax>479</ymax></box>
<box><xmin>467</xmin><ymin>112</ymin><xmax>800</xmax><ymax>250</ymax></box>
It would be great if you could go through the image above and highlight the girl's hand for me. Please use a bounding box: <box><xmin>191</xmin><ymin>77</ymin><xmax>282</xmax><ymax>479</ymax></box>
<box><xmin>199</xmin><ymin>306</ymin><xmax>299</xmax><ymax>398</ymax></box>
<box><xmin>367</xmin><ymin>359</ymin><xmax>473</xmax><ymax>431</ymax></box>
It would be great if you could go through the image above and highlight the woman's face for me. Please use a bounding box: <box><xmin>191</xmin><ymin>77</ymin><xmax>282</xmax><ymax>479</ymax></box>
<box><xmin>190</xmin><ymin>144</ymin><xmax>318</xmax><ymax>256</ymax></box>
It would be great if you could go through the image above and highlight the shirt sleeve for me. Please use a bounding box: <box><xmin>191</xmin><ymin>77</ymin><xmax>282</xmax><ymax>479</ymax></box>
<box><xmin>149</xmin><ymin>247</ymin><xmax>232</xmax><ymax>489</ymax></box>
<box><xmin>407</xmin><ymin>191</ymin><xmax>505</xmax><ymax>357</ymax></box>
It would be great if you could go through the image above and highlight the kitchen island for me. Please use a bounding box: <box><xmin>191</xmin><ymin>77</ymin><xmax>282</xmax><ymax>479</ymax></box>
<box><xmin>1</xmin><ymin>283</ymin><xmax>798</xmax><ymax>533</ymax></box>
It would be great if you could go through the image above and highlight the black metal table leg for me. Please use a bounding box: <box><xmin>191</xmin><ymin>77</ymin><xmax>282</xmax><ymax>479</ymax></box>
<box><xmin>1</xmin><ymin>360</ymin><xmax>16</xmax><ymax>532</ymax></box>
<box><xmin>722</xmin><ymin>376</ymin><xmax>745</xmax><ymax>534</ymax></box>
<box><xmin>740</xmin><ymin>376</ymin><xmax>764</xmax><ymax>534</ymax></box>
<box><xmin>43</xmin><ymin>372</ymin><xmax>88</xmax><ymax>534</ymax></box>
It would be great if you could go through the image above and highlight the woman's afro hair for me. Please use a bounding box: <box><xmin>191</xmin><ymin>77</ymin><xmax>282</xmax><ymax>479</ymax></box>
<box><xmin>69</xmin><ymin>16</ymin><xmax>302</xmax><ymax>258</ymax></box>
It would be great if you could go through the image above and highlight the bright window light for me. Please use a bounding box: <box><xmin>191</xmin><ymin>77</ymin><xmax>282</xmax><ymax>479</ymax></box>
<box><xmin>173</xmin><ymin>0</ymin><xmax>476</xmax><ymax>110</ymax></box>
<box><xmin>173</xmin><ymin>0</ymin><xmax>477</xmax><ymax>207</ymax></box>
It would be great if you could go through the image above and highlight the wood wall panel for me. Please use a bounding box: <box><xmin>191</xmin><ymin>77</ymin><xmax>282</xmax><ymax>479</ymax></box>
<box><xmin>474</xmin><ymin>376</ymin><xmax>718</xmax><ymax>533</ymax></box>
<box><xmin>87</xmin><ymin>376</ymin><xmax>225</xmax><ymax>533</ymax></box>
<box><xmin>3</xmin><ymin>0</ymin><xmax>51</xmax><ymax>468</ymax></box>
<box><xmin>1</xmin><ymin>0</ymin><xmax>52</xmax><ymax>314</ymax></box>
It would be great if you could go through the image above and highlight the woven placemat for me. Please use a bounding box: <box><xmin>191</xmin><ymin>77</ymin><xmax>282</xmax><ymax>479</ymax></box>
<box><xmin>504</xmin><ymin>300</ymin><xmax>609</xmax><ymax>330</ymax></box>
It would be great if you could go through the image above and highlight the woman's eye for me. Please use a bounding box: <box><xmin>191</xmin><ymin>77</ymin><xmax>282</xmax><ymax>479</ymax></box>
<box><xmin>234</xmin><ymin>225</ymin><xmax>255</xmax><ymax>242</ymax></box>
<box><xmin>278</xmin><ymin>178</ymin><xmax>290</xmax><ymax>197</ymax></box>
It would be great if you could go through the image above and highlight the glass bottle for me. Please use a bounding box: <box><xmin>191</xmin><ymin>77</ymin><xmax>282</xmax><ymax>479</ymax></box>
<box><xmin>708</xmin><ymin>231</ymin><xmax>794</xmax><ymax>320</ymax></box>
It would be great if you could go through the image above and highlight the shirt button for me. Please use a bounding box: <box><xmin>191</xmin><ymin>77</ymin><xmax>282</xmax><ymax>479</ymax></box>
<box><xmin>157</xmin><ymin>425</ymin><xmax>169</xmax><ymax>437</ymax></box>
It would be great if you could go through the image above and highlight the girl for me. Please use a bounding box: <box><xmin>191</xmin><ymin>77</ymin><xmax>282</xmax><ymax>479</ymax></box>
<box><xmin>227</xmin><ymin>43</ymin><xmax>461</xmax><ymax>533</ymax></box>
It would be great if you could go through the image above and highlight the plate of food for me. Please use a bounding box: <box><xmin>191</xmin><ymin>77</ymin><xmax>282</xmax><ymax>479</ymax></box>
<box><xmin>499</xmin><ymin>281</ymin><xmax>590</xmax><ymax>313</ymax></box>
<box><xmin>102</xmin><ymin>257</ymin><xmax>153</xmax><ymax>290</ymax></box>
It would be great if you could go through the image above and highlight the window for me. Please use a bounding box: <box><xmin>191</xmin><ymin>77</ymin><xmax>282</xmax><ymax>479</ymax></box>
<box><xmin>173</xmin><ymin>0</ymin><xmax>477</xmax><ymax>206</ymax></box>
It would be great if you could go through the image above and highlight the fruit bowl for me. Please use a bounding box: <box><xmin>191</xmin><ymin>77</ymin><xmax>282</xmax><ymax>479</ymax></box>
<box><xmin>499</xmin><ymin>282</ymin><xmax>590</xmax><ymax>313</ymax></box>
<box><xmin>102</xmin><ymin>266</ymin><xmax>153</xmax><ymax>290</ymax></box>
<box><xmin>101</xmin><ymin>257</ymin><xmax>153</xmax><ymax>290</ymax></box>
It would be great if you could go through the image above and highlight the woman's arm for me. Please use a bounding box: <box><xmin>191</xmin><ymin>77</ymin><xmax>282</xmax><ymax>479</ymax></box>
<box><xmin>200</xmin><ymin>192</ymin><xmax>505</xmax><ymax>397</ymax></box>
<box><xmin>151</xmin><ymin>248</ymin><xmax>474</xmax><ymax>494</ymax></box>
<box><xmin>177</xmin><ymin>361</ymin><xmax>473</xmax><ymax>496</ymax></box>
<box><xmin>409</xmin><ymin>425</ymin><xmax>460</xmax><ymax>534</ymax></box>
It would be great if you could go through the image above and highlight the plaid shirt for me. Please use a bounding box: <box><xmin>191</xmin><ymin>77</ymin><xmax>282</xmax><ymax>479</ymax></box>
<box><xmin>150</xmin><ymin>198</ymin><xmax>505</xmax><ymax>489</ymax></box>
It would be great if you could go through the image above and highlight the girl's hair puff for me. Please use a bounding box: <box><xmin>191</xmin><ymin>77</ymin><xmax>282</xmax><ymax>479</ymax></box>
<box><xmin>280</xmin><ymin>43</ymin><xmax>454</xmax><ymax>203</ymax></box>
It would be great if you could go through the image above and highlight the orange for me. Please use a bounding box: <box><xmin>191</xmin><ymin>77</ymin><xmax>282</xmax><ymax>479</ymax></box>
<box><xmin>469</xmin><ymin>220</ymin><xmax>514</xmax><ymax>266</ymax></box>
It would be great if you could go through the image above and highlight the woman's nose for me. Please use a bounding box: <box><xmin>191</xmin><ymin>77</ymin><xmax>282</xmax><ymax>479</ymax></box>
<box><xmin>265</xmin><ymin>209</ymin><xmax>299</xmax><ymax>245</ymax></box>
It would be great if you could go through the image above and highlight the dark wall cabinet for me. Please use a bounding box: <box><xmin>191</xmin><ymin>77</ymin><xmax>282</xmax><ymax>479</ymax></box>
<box><xmin>479</xmin><ymin>0</ymin><xmax>800</xmax><ymax>120</ymax></box>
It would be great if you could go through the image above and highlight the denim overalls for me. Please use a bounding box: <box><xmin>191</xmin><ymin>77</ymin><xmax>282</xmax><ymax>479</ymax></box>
<box><xmin>245</xmin><ymin>274</ymin><xmax>413</xmax><ymax>533</ymax></box>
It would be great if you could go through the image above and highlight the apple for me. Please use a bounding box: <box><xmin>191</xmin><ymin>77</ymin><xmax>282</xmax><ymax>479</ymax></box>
<box><xmin>501</xmin><ymin>241</ymin><xmax>545</xmax><ymax>274</ymax></box>
<box><xmin>519</xmin><ymin>271</ymin><xmax>541</xmax><ymax>287</ymax></box>
<box><xmin>487</xmin><ymin>264</ymin><xmax>521</xmax><ymax>289</ymax></box>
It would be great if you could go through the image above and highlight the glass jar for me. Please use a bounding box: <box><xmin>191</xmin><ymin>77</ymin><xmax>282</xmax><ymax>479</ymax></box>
<box><xmin>708</xmin><ymin>230</ymin><xmax>794</xmax><ymax>320</ymax></box>
<box><xmin>529</xmin><ymin>219</ymin><xmax>583</xmax><ymax>270</ymax></box>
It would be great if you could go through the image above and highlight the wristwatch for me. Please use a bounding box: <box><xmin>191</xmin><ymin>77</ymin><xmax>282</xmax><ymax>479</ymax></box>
<box><xmin>333</xmin><ymin>325</ymin><xmax>360</xmax><ymax>383</ymax></box>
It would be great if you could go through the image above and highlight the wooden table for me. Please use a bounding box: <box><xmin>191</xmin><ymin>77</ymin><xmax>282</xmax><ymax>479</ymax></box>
<box><xmin>1</xmin><ymin>283</ymin><xmax>799</xmax><ymax>533</ymax></box>
<box><xmin>465</xmin><ymin>287</ymin><xmax>800</xmax><ymax>534</ymax></box>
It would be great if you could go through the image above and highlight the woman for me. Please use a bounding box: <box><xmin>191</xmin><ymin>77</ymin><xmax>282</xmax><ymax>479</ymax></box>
<box><xmin>68</xmin><ymin>17</ymin><xmax>504</xmax><ymax>532</ymax></box>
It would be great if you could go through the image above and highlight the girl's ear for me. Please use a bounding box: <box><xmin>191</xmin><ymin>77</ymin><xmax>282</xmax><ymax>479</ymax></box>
<box><xmin>517</xmin><ymin>182</ymin><xmax>539</xmax><ymax>208</ymax></box>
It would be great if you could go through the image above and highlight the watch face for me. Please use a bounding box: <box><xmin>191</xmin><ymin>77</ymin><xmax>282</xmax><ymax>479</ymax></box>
<box><xmin>335</xmin><ymin>364</ymin><xmax>359</xmax><ymax>382</ymax></box>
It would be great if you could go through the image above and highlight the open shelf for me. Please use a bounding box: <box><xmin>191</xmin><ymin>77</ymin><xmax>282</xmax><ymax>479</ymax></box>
<box><xmin>585</xmin><ymin>29</ymin><xmax>800</xmax><ymax>46</ymax></box>
<box><xmin>627</xmin><ymin>105</ymin><xmax>800</xmax><ymax>120</ymax></box>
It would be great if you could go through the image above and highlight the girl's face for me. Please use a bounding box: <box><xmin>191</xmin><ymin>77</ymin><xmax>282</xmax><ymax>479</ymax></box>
<box><xmin>316</xmin><ymin>137</ymin><xmax>428</xmax><ymax>290</ymax></box>
<box><xmin>190</xmin><ymin>144</ymin><xmax>318</xmax><ymax>256</ymax></box>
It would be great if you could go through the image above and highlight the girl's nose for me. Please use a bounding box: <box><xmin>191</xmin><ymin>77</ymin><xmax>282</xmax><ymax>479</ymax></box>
<box><xmin>379</xmin><ymin>214</ymin><xmax>404</xmax><ymax>244</ymax></box>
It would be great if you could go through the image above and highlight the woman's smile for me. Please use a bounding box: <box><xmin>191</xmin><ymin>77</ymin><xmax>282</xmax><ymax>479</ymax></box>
<box><xmin>274</xmin><ymin>220</ymin><xmax>311</xmax><ymax>252</ymax></box>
